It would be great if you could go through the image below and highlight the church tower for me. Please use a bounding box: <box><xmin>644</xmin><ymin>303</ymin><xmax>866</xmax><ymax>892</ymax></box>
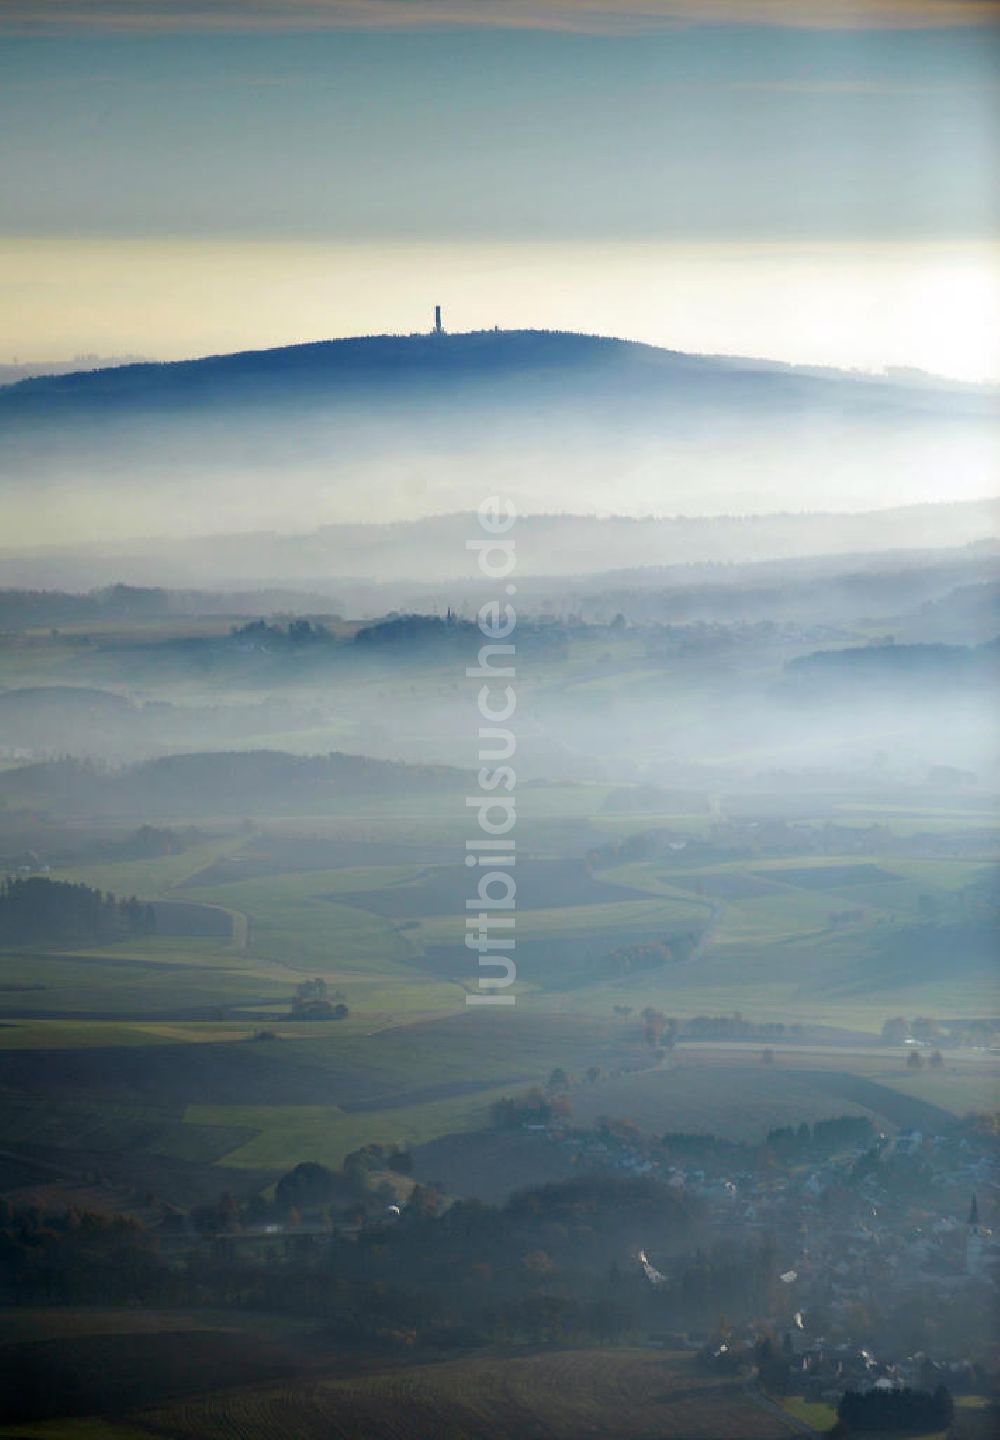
<box><xmin>966</xmin><ymin>1193</ymin><xmax>987</xmax><ymax>1275</ymax></box>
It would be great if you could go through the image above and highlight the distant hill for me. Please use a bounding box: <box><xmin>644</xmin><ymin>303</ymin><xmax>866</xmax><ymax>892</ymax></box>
<box><xmin>0</xmin><ymin>355</ymin><xmax>148</xmax><ymax>388</ymax></box>
<box><xmin>0</xmin><ymin>750</ymin><xmax>466</xmax><ymax>821</ymax></box>
<box><xmin>896</xmin><ymin>581</ymin><xmax>1000</xmax><ymax>644</ymax></box>
<box><xmin>0</xmin><ymin>583</ymin><xmax>341</xmax><ymax>630</ymax></box>
<box><xmin>3</xmin><ymin>329</ymin><xmax>994</xmax><ymax>416</ymax></box>
<box><xmin>1</xmin><ymin>329</ymin><xmax>996</xmax><ymax>552</ymax></box>
<box><xmin>2</xmin><ymin>510</ymin><xmax>998</xmax><ymax>594</ymax></box>
<box><xmin>785</xmin><ymin>638</ymin><xmax>999</xmax><ymax>694</ymax></box>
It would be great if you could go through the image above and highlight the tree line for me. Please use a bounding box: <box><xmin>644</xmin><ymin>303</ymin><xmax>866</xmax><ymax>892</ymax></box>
<box><xmin>0</xmin><ymin>876</ymin><xmax>154</xmax><ymax>944</ymax></box>
<box><xmin>837</xmin><ymin>1384</ymin><xmax>953</xmax><ymax>1433</ymax></box>
<box><xmin>0</xmin><ymin>1174</ymin><xmax>783</xmax><ymax>1348</ymax></box>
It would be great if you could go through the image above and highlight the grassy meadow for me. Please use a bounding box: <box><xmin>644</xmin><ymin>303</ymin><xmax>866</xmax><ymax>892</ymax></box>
<box><xmin>0</xmin><ymin>780</ymin><xmax>994</xmax><ymax>1193</ymax></box>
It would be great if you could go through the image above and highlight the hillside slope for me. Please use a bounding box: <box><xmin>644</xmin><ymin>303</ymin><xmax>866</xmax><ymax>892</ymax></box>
<box><xmin>2</xmin><ymin>327</ymin><xmax>993</xmax><ymax>417</ymax></box>
<box><xmin>2</xmin><ymin>330</ymin><xmax>996</xmax><ymax>547</ymax></box>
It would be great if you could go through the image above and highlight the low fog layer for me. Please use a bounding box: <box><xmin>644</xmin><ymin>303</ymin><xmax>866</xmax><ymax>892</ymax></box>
<box><xmin>1</xmin><ymin>331</ymin><xmax>997</xmax><ymax>548</ymax></box>
<box><xmin>0</xmin><ymin>545</ymin><xmax>996</xmax><ymax>818</ymax></box>
<box><xmin>2</xmin><ymin>505</ymin><xmax>997</xmax><ymax>594</ymax></box>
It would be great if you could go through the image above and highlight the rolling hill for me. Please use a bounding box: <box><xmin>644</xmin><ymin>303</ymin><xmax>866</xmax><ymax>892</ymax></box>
<box><xmin>1</xmin><ymin>329</ymin><xmax>996</xmax><ymax>553</ymax></box>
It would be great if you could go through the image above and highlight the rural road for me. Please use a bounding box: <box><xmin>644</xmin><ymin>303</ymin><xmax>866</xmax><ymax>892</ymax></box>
<box><xmin>743</xmin><ymin>1379</ymin><xmax>822</xmax><ymax>1438</ymax></box>
<box><xmin>685</xmin><ymin>900</ymin><xmax>724</xmax><ymax>964</ymax></box>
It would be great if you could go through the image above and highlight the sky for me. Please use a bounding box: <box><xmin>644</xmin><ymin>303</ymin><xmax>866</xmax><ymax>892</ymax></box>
<box><xmin>1</xmin><ymin>3</ymin><xmax>998</xmax><ymax>378</ymax></box>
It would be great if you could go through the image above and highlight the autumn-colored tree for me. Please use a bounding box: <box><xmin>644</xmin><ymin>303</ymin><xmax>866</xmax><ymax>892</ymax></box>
<box><xmin>522</xmin><ymin>1249</ymin><xmax>554</xmax><ymax>1276</ymax></box>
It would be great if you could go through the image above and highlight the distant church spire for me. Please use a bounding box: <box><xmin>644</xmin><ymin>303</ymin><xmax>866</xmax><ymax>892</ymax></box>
<box><xmin>966</xmin><ymin>1192</ymin><xmax>987</xmax><ymax>1275</ymax></box>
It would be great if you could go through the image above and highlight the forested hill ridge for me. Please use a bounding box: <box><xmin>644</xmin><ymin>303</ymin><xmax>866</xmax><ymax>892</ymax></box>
<box><xmin>786</xmin><ymin>637</ymin><xmax>1000</xmax><ymax>692</ymax></box>
<box><xmin>0</xmin><ymin>750</ymin><xmax>467</xmax><ymax>820</ymax></box>
<box><xmin>3</xmin><ymin>328</ymin><xmax>995</xmax><ymax>558</ymax></box>
<box><xmin>2</xmin><ymin>328</ymin><xmax>994</xmax><ymax>416</ymax></box>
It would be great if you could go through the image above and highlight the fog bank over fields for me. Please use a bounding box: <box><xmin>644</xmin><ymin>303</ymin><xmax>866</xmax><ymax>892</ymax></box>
<box><xmin>2</xmin><ymin>505</ymin><xmax>997</xmax><ymax>595</ymax></box>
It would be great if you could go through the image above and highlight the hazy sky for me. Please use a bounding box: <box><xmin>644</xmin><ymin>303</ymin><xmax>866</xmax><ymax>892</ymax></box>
<box><xmin>1</xmin><ymin>4</ymin><xmax>998</xmax><ymax>376</ymax></box>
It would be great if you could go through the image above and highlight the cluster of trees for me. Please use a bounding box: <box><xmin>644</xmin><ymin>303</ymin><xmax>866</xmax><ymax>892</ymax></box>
<box><xmin>658</xmin><ymin>1114</ymin><xmax>874</xmax><ymax>1169</ymax></box>
<box><xmin>605</xmin><ymin>940</ymin><xmax>676</xmax><ymax>977</ymax></box>
<box><xmin>274</xmin><ymin>1159</ymin><xmax>361</xmax><ymax>1215</ymax></box>
<box><xmin>0</xmin><ymin>876</ymin><xmax>154</xmax><ymax>944</ymax></box>
<box><xmin>354</xmin><ymin>611</ymin><xmax>568</xmax><ymax>662</ymax></box>
<box><xmin>185</xmin><ymin>1191</ymin><xmax>243</xmax><ymax>1238</ymax></box>
<box><xmin>661</xmin><ymin>1131</ymin><xmax>747</xmax><ymax>1160</ymax></box>
<box><xmin>340</xmin><ymin>1143</ymin><xmax>413</xmax><ymax>1191</ymax></box>
<box><xmin>611</xmin><ymin>1007</ymin><xmax>804</xmax><ymax>1043</ymax></box>
<box><xmin>753</xmin><ymin>1333</ymin><xmax>793</xmax><ymax>1392</ymax></box>
<box><xmin>109</xmin><ymin>824</ymin><xmax>201</xmax><ymax>859</ymax></box>
<box><xmin>764</xmin><ymin>1116</ymin><xmax>875</xmax><ymax>1157</ymax></box>
<box><xmin>291</xmin><ymin>978</ymin><xmax>349</xmax><ymax>1021</ymax></box>
<box><xmin>828</xmin><ymin>907</ymin><xmax>865</xmax><ymax>927</ymax></box>
<box><xmin>640</xmin><ymin>1008</ymin><xmax>678</xmax><ymax>1050</ymax></box>
<box><xmin>956</xmin><ymin>1020</ymin><xmax>1000</xmax><ymax>1049</ymax></box>
<box><xmin>682</xmin><ymin>1014</ymin><xmax>803</xmax><ymax>1040</ymax></box>
<box><xmin>187</xmin><ymin>1150</ymin><xmax>416</xmax><ymax>1235</ymax></box>
<box><xmin>881</xmin><ymin>1016</ymin><xmax>942</xmax><ymax>1046</ymax></box>
<box><xmin>231</xmin><ymin>618</ymin><xmax>333</xmax><ymax>646</ymax></box>
<box><xmin>607</xmin><ymin>1005</ymin><xmax>681</xmax><ymax>1050</ymax></box>
<box><xmin>837</xmin><ymin>1385</ymin><xmax>953</xmax><ymax>1433</ymax></box>
<box><xmin>493</xmin><ymin>1083</ymin><xmax>880</xmax><ymax>1184</ymax></box>
<box><xmin>490</xmin><ymin>1087</ymin><xmax>572</xmax><ymax>1129</ymax></box>
<box><xmin>0</xmin><ymin>1173</ymin><xmax>787</xmax><ymax>1350</ymax></box>
<box><xmin>354</xmin><ymin>612</ymin><xmax>477</xmax><ymax>650</ymax></box>
<box><xmin>587</xmin><ymin>831</ymin><xmax>661</xmax><ymax>871</ymax></box>
<box><xmin>906</xmin><ymin>1048</ymin><xmax>944</xmax><ymax>1070</ymax></box>
<box><xmin>0</xmin><ymin>1201</ymin><xmax>162</xmax><ymax>1306</ymax></box>
<box><xmin>610</xmin><ymin>1006</ymin><xmax>804</xmax><ymax>1050</ymax></box>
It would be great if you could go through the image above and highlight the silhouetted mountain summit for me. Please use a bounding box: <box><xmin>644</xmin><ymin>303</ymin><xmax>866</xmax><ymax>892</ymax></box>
<box><xmin>2</xmin><ymin>330</ymin><xmax>997</xmax><ymax>547</ymax></box>
<box><xmin>1</xmin><ymin>328</ymin><xmax>993</xmax><ymax>418</ymax></box>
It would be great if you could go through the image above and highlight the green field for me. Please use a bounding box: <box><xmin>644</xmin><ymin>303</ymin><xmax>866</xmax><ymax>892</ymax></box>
<box><xmin>569</xmin><ymin>1061</ymin><xmax>876</xmax><ymax>1140</ymax></box>
<box><xmin>778</xmin><ymin>1395</ymin><xmax>838</xmax><ymax>1433</ymax></box>
<box><xmin>0</xmin><ymin>787</ymin><xmax>993</xmax><ymax>1209</ymax></box>
<box><xmin>38</xmin><ymin>832</ymin><xmax>997</xmax><ymax>1030</ymax></box>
